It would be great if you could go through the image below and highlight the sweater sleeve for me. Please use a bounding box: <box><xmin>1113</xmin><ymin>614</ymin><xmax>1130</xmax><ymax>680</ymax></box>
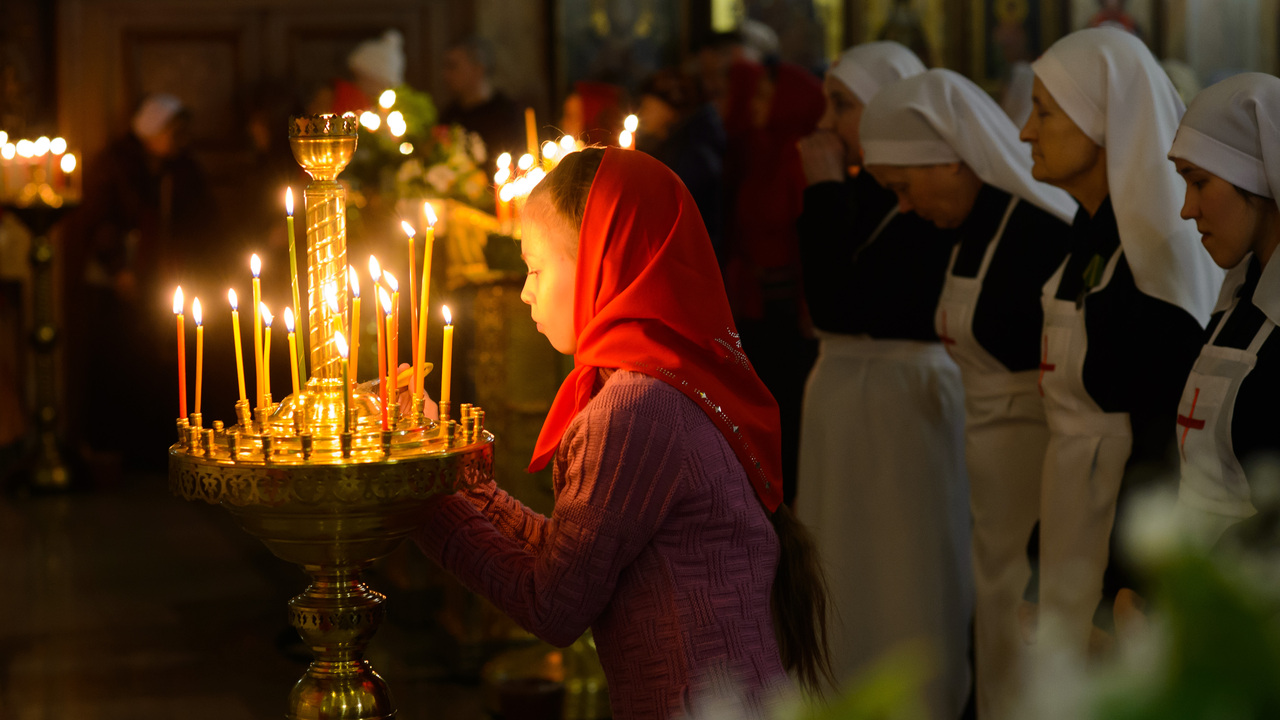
<box><xmin>412</xmin><ymin>386</ymin><xmax>687</xmax><ymax>647</ymax></box>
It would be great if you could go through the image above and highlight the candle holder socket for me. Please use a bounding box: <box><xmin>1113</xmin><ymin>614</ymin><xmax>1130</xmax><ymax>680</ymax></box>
<box><xmin>234</xmin><ymin>400</ymin><xmax>251</xmax><ymax>430</ymax></box>
<box><xmin>176</xmin><ymin>417</ymin><xmax>189</xmax><ymax>444</ymax></box>
<box><xmin>439</xmin><ymin>400</ymin><xmax>451</xmax><ymax>424</ymax></box>
<box><xmin>380</xmin><ymin>430</ymin><xmax>393</xmax><ymax>457</ymax></box>
<box><xmin>340</xmin><ymin>431</ymin><xmax>352</xmax><ymax>458</ymax></box>
<box><xmin>301</xmin><ymin>433</ymin><xmax>313</xmax><ymax>460</ymax></box>
<box><xmin>261</xmin><ymin>434</ymin><xmax>274</xmax><ymax>463</ymax></box>
<box><xmin>188</xmin><ymin>412</ymin><xmax>203</xmax><ymax>431</ymax></box>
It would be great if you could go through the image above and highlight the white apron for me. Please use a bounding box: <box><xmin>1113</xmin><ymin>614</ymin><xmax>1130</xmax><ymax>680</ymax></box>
<box><xmin>1175</xmin><ymin>285</ymin><xmax>1273</xmax><ymax>544</ymax></box>
<box><xmin>797</xmin><ymin>208</ymin><xmax>972</xmax><ymax>720</ymax></box>
<box><xmin>936</xmin><ymin>197</ymin><xmax>1047</xmax><ymax>720</ymax></box>
<box><xmin>1036</xmin><ymin>250</ymin><xmax>1133</xmax><ymax>658</ymax></box>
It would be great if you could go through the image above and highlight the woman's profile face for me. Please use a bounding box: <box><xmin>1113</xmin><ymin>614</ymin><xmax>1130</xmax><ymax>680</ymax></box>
<box><xmin>817</xmin><ymin>74</ymin><xmax>864</xmax><ymax>167</ymax></box>
<box><xmin>1021</xmin><ymin>76</ymin><xmax>1104</xmax><ymax>194</ymax></box>
<box><xmin>520</xmin><ymin>199</ymin><xmax>579</xmax><ymax>355</ymax></box>
<box><xmin>1174</xmin><ymin>158</ymin><xmax>1269</xmax><ymax>269</ymax></box>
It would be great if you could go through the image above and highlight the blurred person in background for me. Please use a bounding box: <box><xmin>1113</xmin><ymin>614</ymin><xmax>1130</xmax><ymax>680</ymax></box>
<box><xmin>439</xmin><ymin>36</ymin><xmax>525</xmax><ymax>160</ymax></box>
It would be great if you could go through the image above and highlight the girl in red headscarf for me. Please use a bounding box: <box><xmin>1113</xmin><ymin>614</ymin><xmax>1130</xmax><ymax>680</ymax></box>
<box><xmin>413</xmin><ymin>147</ymin><xmax>830</xmax><ymax>718</ymax></box>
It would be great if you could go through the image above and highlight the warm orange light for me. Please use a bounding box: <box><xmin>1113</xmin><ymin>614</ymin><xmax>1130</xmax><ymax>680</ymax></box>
<box><xmin>423</xmin><ymin>202</ymin><xmax>437</xmax><ymax>227</ymax></box>
<box><xmin>384</xmin><ymin>271</ymin><xmax>398</xmax><ymax>293</ymax></box>
<box><xmin>518</xmin><ymin>153</ymin><xmax>534</xmax><ymax>171</ymax></box>
<box><xmin>228</xmin><ymin>288</ymin><xmax>238</xmax><ymax>310</ymax></box>
<box><xmin>369</xmin><ymin>255</ymin><xmax>382</xmax><ymax>283</ymax></box>
<box><xmin>348</xmin><ymin>265</ymin><xmax>360</xmax><ymax>298</ymax></box>
<box><xmin>624</xmin><ymin>114</ymin><xmax>638</xmax><ymax>133</ymax></box>
<box><xmin>560</xmin><ymin>135</ymin><xmax>576</xmax><ymax>153</ymax></box>
<box><xmin>284</xmin><ymin>306</ymin><xmax>295</xmax><ymax>333</ymax></box>
<box><xmin>379</xmin><ymin>287</ymin><xmax>393</xmax><ymax>315</ymax></box>
<box><xmin>60</xmin><ymin>154</ymin><xmax>76</xmax><ymax>173</ymax></box>
<box><xmin>335</xmin><ymin>330</ymin><xmax>349</xmax><ymax>358</ymax></box>
<box><xmin>378</xmin><ymin>89</ymin><xmax>396</xmax><ymax>109</ymax></box>
<box><xmin>387</xmin><ymin>111</ymin><xmax>407</xmax><ymax>137</ymax></box>
<box><xmin>495</xmin><ymin>166</ymin><xmax>511</xmax><ymax>185</ymax></box>
<box><xmin>400</xmin><ymin>220</ymin><xmax>416</xmax><ymax>238</ymax></box>
<box><xmin>496</xmin><ymin>152</ymin><xmax>512</xmax><ymax>169</ymax></box>
<box><xmin>325</xmin><ymin>281</ymin><xmax>340</xmax><ymax>314</ymax></box>
<box><xmin>541</xmin><ymin>141</ymin><xmax>559</xmax><ymax>161</ymax></box>
<box><xmin>285</xmin><ymin>187</ymin><xmax>294</xmax><ymax>216</ymax></box>
<box><xmin>192</xmin><ymin>297</ymin><xmax>202</xmax><ymax>325</ymax></box>
<box><xmin>250</xmin><ymin>253</ymin><xmax>261</xmax><ymax>278</ymax></box>
<box><xmin>261</xmin><ymin>303</ymin><xmax>273</xmax><ymax>328</ymax></box>
<box><xmin>50</xmin><ymin>137</ymin><xmax>67</xmax><ymax>155</ymax></box>
<box><xmin>173</xmin><ymin>286</ymin><xmax>184</xmax><ymax>314</ymax></box>
<box><xmin>442</xmin><ymin>305</ymin><xmax>452</xmax><ymax>325</ymax></box>
<box><xmin>359</xmin><ymin>111</ymin><xmax>381</xmax><ymax>132</ymax></box>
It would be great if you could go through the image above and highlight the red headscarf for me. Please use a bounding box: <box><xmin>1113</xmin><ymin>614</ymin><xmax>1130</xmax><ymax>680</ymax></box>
<box><xmin>529</xmin><ymin>148</ymin><xmax>784</xmax><ymax>511</ymax></box>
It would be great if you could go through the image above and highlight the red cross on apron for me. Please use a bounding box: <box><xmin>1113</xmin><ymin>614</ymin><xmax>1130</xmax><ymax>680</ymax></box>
<box><xmin>1037</xmin><ymin>334</ymin><xmax>1055</xmax><ymax>397</ymax></box>
<box><xmin>1176</xmin><ymin>387</ymin><xmax>1206</xmax><ymax>460</ymax></box>
<box><xmin>938</xmin><ymin>310</ymin><xmax>958</xmax><ymax>346</ymax></box>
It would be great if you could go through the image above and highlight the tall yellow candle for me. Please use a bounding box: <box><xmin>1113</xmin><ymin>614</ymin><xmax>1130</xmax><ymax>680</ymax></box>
<box><xmin>251</xmin><ymin>254</ymin><xmax>263</xmax><ymax>408</ymax></box>
<box><xmin>401</xmin><ymin>221</ymin><xmax>418</xmax><ymax>367</ymax></box>
<box><xmin>441</xmin><ymin>305</ymin><xmax>453</xmax><ymax>406</ymax></box>
<box><xmin>385</xmin><ymin>271</ymin><xmax>400</xmax><ymax>395</ymax></box>
<box><xmin>193</xmin><ymin>297</ymin><xmax>203</xmax><ymax>415</ymax></box>
<box><xmin>380</xmin><ymin>288</ymin><xmax>393</xmax><ymax>430</ymax></box>
<box><xmin>414</xmin><ymin>203</ymin><xmax>437</xmax><ymax>400</ymax></box>
<box><xmin>261</xmin><ymin>303</ymin><xmax>273</xmax><ymax>402</ymax></box>
<box><xmin>174</xmin><ymin>287</ymin><xmax>186</xmax><ymax>419</ymax></box>
<box><xmin>284</xmin><ymin>306</ymin><xmax>299</xmax><ymax>398</ymax></box>
<box><xmin>335</xmin><ymin>330</ymin><xmax>350</xmax><ymax>434</ymax></box>
<box><xmin>285</xmin><ymin>188</ymin><xmax>306</xmax><ymax>380</ymax></box>
<box><xmin>348</xmin><ymin>266</ymin><xmax>360</xmax><ymax>383</ymax></box>
<box><xmin>524</xmin><ymin>106</ymin><xmax>538</xmax><ymax>160</ymax></box>
<box><xmin>229</xmin><ymin>289</ymin><xmax>247</xmax><ymax>403</ymax></box>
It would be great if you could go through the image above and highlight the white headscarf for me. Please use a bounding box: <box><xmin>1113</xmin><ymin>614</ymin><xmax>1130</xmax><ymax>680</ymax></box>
<box><xmin>1031</xmin><ymin>27</ymin><xmax>1223</xmax><ymax>326</ymax></box>
<box><xmin>348</xmin><ymin>30</ymin><xmax>405</xmax><ymax>89</ymax></box>
<box><xmin>828</xmin><ymin>41</ymin><xmax>926</xmax><ymax>105</ymax></box>
<box><xmin>1169</xmin><ymin>72</ymin><xmax>1280</xmax><ymax>325</ymax></box>
<box><xmin>860</xmin><ymin>68</ymin><xmax>1078</xmax><ymax>224</ymax></box>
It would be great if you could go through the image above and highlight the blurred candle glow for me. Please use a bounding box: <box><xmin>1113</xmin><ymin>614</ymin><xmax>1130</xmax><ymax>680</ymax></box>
<box><xmin>441</xmin><ymin>305</ymin><xmax>453</xmax><ymax>407</ymax></box>
<box><xmin>193</xmin><ymin>298</ymin><xmax>203</xmax><ymax>415</ymax></box>
<box><xmin>359</xmin><ymin>111</ymin><xmax>381</xmax><ymax>132</ymax></box>
<box><xmin>348</xmin><ymin>266</ymin><xmax>360</xmax><ymax>383</ymax></box>
<box><xmin>261</xmin><ymin>303</ymin><xmax>273</xmax><ymax>402</ymax></box>
<box><xmin>229</xmin><ymin>289</ymin><xmax>247</xmax><ymax>402</ymax></box>
<box><xmin>284</xmin><ymin>306</ymin><xmax>299</xmax><ymax>397</ymax></box>
<box><xmin>378</xmin><ymin>89</ymin><xmax>396</xmax><ymax>109</ymax></box>
<box><xmin>518</xmin><ymin>153</ymin><xmax>534</xmax><ymax>171</ymax></box>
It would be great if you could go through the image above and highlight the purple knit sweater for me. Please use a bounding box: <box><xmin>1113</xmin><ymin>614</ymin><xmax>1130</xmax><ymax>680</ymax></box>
<box><xmin>413</xmin><ymin>370</ymin><xmax>790</xmax><ymax>718</ymax></box>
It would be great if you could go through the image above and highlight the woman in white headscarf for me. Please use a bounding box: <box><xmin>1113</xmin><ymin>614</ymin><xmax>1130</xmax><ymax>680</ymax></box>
<box><xmin>794</xmin><ymin>42</ymin><xmax>970</xmax><ymax>712</ymax></box>
<box><xmin>860</xmin><ymin>68</ymin><xmax>1076</xmax><ymax>720</ymax></box>
<box><xmin>1019</xmin><ymin>27</ymin><xmax>1224</xmax><ymax>658</ymax></box>
<box><xmin>1167</xmin><ymin>72</ymin><xmax>1280</xmax><ymax>546</ymax></box>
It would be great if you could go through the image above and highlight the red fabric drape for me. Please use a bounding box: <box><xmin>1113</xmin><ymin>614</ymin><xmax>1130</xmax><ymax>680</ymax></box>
<box><xmin>529</xmin><ymin>148</ymin><xmax>784</xmax><ymax>511</ymax></box>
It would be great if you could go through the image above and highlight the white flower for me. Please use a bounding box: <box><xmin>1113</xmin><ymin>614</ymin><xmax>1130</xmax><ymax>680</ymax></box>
<box><xmin>468</xmin><ymin>132</ymin><xmax>487</xmax><ymax>164</ymax></box>
<box><xmin>425</xmin><ymin>164</ymin><xmax>457</xmax><ymax>193</ymax></box>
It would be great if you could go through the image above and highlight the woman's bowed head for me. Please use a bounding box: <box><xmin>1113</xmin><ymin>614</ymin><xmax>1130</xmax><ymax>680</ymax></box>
<box><xmin>517</xmin><ymin>146</ymin><xmax>833</xmax><ymax>693</ymax></box>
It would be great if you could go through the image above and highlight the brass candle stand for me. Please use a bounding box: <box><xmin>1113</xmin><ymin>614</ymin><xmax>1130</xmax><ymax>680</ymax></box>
<box><xmin>169</xmin><ymin>113</ymin><xmax>494</xmax><ymax>720</ymax></box>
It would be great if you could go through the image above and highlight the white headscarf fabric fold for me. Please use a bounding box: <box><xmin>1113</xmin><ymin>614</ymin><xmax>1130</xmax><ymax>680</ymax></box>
<box><xmin>828</xmin><ymin>41</ymin><xmax>926</xmax><ymax>105</ymax></box>
<box><xmin>860</xmin><ymin>68</ymin><xmax>1078</xmax><ymax>224</ymax></box>
<box><xmin>1031</xmin><ymin>27</ymin><xmax>1223</xmax><ymax>326</ymax></box>
<box><xmin>1169</xmin><ymin>72</ymin><xmax>1280</xmax><ymax>325</ymax></box>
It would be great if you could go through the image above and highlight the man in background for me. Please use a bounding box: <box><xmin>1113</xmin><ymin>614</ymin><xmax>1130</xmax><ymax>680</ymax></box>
<box><xmin>439</xmin><ymin>36</ymin><xmax>524</xmax><ymax>160</ymax></box>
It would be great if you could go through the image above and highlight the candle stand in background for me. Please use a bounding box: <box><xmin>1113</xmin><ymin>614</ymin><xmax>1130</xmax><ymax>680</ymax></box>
<box><xmin>168</xmin><ymin>113</ymin><xmax>494</xmax><ymax>720</ymax></box>
<box><xmin>4</xmin><ymin>197</ymin><xmax>78</xmax><ymax>492</ymax></box>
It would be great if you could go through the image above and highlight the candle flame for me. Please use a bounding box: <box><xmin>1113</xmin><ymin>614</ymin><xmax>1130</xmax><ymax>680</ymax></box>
<box><xmin>1</xmin><ymin>144</ymin><xmax>15</xmax><ymax>160</ymax></box>
<box><xmin>261</xmin><ymin>303</ymin><xmax>273</xmax><ymax>327</ymax></box>
<box><xmin>400</xmin><ymin>220</ymin><xmax>415</xmax><ymax>238</ymax></box>
<box><xmin>192</xmin><ymin>298</ymin><xmax>202</xmax><ymax>325</ymax></box>
<box><xmin>60</xmin><ymin>153</ymin><xmax>76</xmax><ymax>173</ymax></box>
<box><xmin>250</xmin><ymin>253</ymin><xmax>261</xmax><ymax>277</ymax></box>
<box><xmin>624</xmin><ymin>114</ymin><xmax>638</xmax><ymax>133</ymax></box>
<box><xmin>335</xmin><ymin>330</ymin><xmax>349</xmax><ymax>358</ymax></box>
<box><xmin>16</xmin><ymin>140</ymin><xmax>33</xmax><ymax>158</ymax></box>
<box><xmin>284</xmin><ymin>306</ymin><xmax>295</xmax><ymax>333</ymax></box>
<box><xmin>560</xmin><ymin>134</ymin><xmax>576</xmax><ymax>152</ymax></box>
<box><xmin>285</xmin><ymin>187</ymin><xmax>293</xmax><ymax>216</ymax></box>
<box><xmin>424</xmin><ymin>201</ymin><xmax>437</xmax><ymax>226</ymax></box>
<box><xmin>494</xmin><ymin>166</ymin><xmax>510</xmax><ymax>185</ymax></box>
<box><xmin>173</xmin><ymin>286</ymin><xmax>184</xmax><ymax>314</ymax></box>
<box><xmin>541</xmin><ymin>140</ymin><xmax>558</xmax><ymax>160</ymax></box>
<box><xmin>33</xmin><ymin>136</ymin><xmax>50</xmax><ymax>156</ymax></box>
<box><xmin>348</xmin><ymin>265</ymin><xmax>360</xmax><ymax>298</ymax></box>
<box><xmin>443</xmin><ymin>305</ymin><xmax>452</xmax><ymax>325</ymax></box>
<box><xmin>50</xmin><ymin>137</ymin><xmax>67</xmax><ymax>155</ymax></box>
<box><xmin>518</xmin><ymin>153</ymin><xmax>534</xmax><ymax>171</ymax></box>
<box><xmin>359</xmin><ymin>111</ymin><xmax>381</xmax><ymax>132</ymax></box>
<box><xmin>369</xmin><ymin>255</ymin><xmax>382</xmax><ymax>282</ymax></box>
<box><xmin>499</xmin><ymin>183</ymin><xmax>516</xmax><ymax>202</ymax></box>
<box><xmin>496</xmin><ymin>152</ymin><xmax>511</xmax><ymax>169</ymax></box>
<box><xmin>619</xmin><ymin>129</ymin><xmax>632</xmax><ymax>148</ymax></box>
<box><xmin>384</xmin><ymin>270</ymin><xmax>398</xmax><ymax>293</ymax></box>
<box><xmin>379</xmin><ymin>287</ymin><xmax>393</xmax><ymax>315</ymax></box>
<box><xmin>379</xmin><ymin>89</ymin><xmax>396</xmax><ymax>109</ymax></box>
<box><xmin>228</xmin><ymin>288</ymin><xmax>238</xmax><ymax>310</ymax></box>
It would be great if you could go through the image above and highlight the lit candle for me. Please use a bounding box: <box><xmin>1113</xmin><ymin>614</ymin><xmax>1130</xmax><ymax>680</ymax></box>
<box><xmin>441</xmin><ymin>305</ymin><xmax>453</xmax><ymax>407</ymax></box>
<box><xmin>285</xmin><ymin>188</ymin><xmax>306</xmax><ymax>380</ymax></box>
<box><xmin>541</xmin><ymin>140</ymin><xmax>558</xmax><ymax>170</ymax></box>
<box><xmin>415</xmin><ymin>203</ymin><xmax>436</xmax><ymax>402</ymax></box>
<box><xmin>251</xmin><ymin>254</ymin><xmax>263</xmax><ymax>408</ymax></box>
<box><xmin>385</xmin><ymin>270</ymin><xmax>400</xmax><ymax>398</ymax></box>
<box><xmin>229</xmin><ymin>289</ymin><xmax>247</xmax><ymax>403</ymax></box>
<box><xmin>401</xmin><ymin>221</ymin><xmax>418</xmax><ymax>369</ymax></box>
<box><xmin>518</xmin><ymin>153</ymin><xmax>534</xmax><ymax>172</ymax></box>
<box><xmin>193</xmin><ymin>298</ymin><xmax>203</xmax><ymax>415</ymax></box>
<box><xmin>525</xmin><ymin>107</ymin><xmax>538</xmax><ymax>160</ymax></box>
<box><xmin>174</xmin><ymin>287</ymin><xmax>186</xmax><ymax>419</ymax></box>
<box><xmin>348</xmin><ymin>266</ymin><xmax>360</xmax><ymax>383</ymax></box>
<box><xmin>379</xmin><ymin>287</ymin><xmax>393</xmax><ymax>430</ymax></box>
<box><xmin>560</xmin><ymin>134</ymin><xmax>577</xmax><ymax>154</ymax></box>
<box><xmin>261</xmin><ymin>303</ymin><xmax>273</xmax><ymax>403</ymax></box>
<box><xmin>284</xmin><ymin>306</ymin><xmax>299</xmax><ymax>398</ymax></box>
<box><xmin>370</xmin><ymin>256</ymin><xmax>386</xmax><ymax>414</ymax></box>
<box><xmin>335</xmin><ymin>330</ymin><xmax>351</xmax><ymax>435</ymax></box>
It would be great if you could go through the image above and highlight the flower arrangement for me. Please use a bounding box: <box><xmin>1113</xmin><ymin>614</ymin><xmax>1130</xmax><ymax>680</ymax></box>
<box><xmin>395</xmin><ymin>124</ymin><xmax>491</xmax><ymax>210</ymax></box>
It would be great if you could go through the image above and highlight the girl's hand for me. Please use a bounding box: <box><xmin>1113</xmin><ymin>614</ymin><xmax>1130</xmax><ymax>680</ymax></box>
<box><xmin>797</xmin><ymin>130</ymin><xmax>847</xmax><ymax>186</ymax></box>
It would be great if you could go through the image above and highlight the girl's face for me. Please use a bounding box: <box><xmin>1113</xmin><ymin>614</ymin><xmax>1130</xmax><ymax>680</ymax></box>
<box><xmin>866</xmin><ymin>162</ymin><xmax>982</xmax><ymax>229</ymax></box>
<box><xmin>1174</xmin><ymin>158</ymin><xmax>1272</xmax><ymax>269</ymax></box>
<box><xmin>816</xmin><ymin>74</ymin><xmax>865</xmax><ymax>167</ymax></box>
<box><xmin>520</xmin><ymin>200</ymin><xmax>579</xmax><ymax>354</ymax></box>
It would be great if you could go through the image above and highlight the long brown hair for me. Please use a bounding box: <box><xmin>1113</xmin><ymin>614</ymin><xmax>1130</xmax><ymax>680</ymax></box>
<box><xmin>529</xmin><ymin>147</ymin><xmax>834</xmax><ymax>691</ymax></box>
